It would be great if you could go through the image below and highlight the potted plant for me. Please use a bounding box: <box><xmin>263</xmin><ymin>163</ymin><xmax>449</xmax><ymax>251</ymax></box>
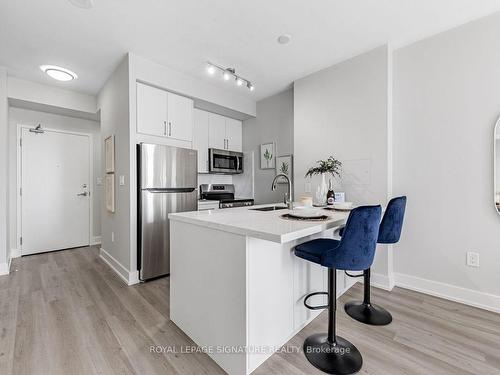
<box><xmin>305</xmin><ymin>156</ymin><xmax>342</xmax><ymax>206</ymax></box>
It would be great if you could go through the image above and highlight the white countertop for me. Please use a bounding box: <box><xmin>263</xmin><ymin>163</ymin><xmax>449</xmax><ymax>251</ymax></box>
<box><xmin>169</xmin><ymin>203</ymin><xmax>349</xmax><ymax>243</ymax></box>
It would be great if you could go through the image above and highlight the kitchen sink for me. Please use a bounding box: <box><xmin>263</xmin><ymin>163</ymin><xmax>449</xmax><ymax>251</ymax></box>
<box><xmin>251</xmin><ymin>205</ymin><xmax>288</xmax><ymax>212</ymax></box>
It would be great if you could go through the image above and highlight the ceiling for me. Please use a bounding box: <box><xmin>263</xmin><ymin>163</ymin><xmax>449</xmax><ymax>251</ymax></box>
<box><xmin>1</xmin><ymin>0</ymin><xmax>500</xmax><ymax>101</ymax></box>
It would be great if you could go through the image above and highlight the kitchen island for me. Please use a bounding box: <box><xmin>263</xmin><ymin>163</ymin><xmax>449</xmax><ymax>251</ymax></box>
<box><xmin>168</xmin><ymin>204</ymin><xmax>353</xmax><ymax>375</ymax></box>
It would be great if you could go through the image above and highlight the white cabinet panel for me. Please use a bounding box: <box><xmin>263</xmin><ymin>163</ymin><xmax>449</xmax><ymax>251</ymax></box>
<box><xmin>167</xmin><ymin>92</ymin><xmax>193</xmax><ymax>142</ymax></box>
<box><xmin>193</xmin><ymin>109</ymin><xmax>209</xmax><ymax>173</ymax></box>
<box><xmin>208</xmin><ymin>113</ymin><xmax>226</xmax><ymax>150</ymax></box>
<box><xmin>136</xmin><ymin>83</ymin><xmax>168</xmax><ymax>137</ymax></box>
<box><xmin>225</xmin><ymin>118</ymin><xmax>242</xmax><ymax>152</ymax></box>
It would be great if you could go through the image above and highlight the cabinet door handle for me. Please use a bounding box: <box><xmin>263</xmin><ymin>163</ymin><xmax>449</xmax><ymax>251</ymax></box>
<box><xmin>163</xmin><ymin>121</ymin><xmax>167</xmax><ymax>136</ymax></box>
<box><xmin>227</xmin><ymin>139</ymin><xmax>229</xmax><ymax>150</ymax></box>
<box><xmin>169</xmin><ymin>122</ymin><xmax>172</xmax><ymax>136</ymax></box>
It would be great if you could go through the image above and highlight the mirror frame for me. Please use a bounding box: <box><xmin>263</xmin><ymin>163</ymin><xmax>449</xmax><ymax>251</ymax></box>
<box><xmin>494</xmin><ymin>116</ymin><xmax>500</xmax><ymax>215</ymax></box>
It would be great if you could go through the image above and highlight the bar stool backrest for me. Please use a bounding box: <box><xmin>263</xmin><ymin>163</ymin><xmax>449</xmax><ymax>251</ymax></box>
<box><xmin>322</xmin><ymin>205</ymin><xmax>382</xmax><ymax>271</ymax></box>
<box><xmin>378</xmin><ymin>196</ymin><xmax>407</xmax><ymax>244</ymax></box>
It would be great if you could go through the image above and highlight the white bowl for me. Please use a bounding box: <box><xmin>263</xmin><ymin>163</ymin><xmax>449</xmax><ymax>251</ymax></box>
<box><xmin>332</xmin><ymin>202</ymin><xmax>354</xmax><ymax>210</ymax></box>
<box><xmin>290</xmin><ymin>207</ymin><xmax>322</xmax><ymax>218</ymax></box>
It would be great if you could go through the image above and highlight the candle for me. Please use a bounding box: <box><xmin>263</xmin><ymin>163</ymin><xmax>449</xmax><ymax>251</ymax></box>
<box><xmin>298</xmin><ymin>195</ymin><xmax>313</xmax><ymax>207</ymax></box>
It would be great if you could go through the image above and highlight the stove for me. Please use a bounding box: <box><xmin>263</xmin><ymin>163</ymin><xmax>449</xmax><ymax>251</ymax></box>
<box><xmin>200</xmin><ymin>184</ymin><xmax>254</xmax><ymax>209</ymax></box>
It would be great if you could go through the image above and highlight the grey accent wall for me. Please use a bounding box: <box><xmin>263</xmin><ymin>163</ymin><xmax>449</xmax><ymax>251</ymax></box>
<box><xmin>393</xmin><ymin>12</ymin><xmax>500</xmax><ymax>297</ymax></box>
<box><xmin>243</xmin><ymin>89</ymin><xmax>294</xmax><ymax>204</ymax></box>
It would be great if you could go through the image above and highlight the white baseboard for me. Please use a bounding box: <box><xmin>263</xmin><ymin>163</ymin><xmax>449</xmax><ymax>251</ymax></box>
<box><xmin>129</xmin><ymin>270</ymin><xmax>140</xmax><ymax>285</ymax></box>
<box><xmin>394</xmin><ymin>273</ymin><xmax>500</xmax><ymax>314</ymax></box>
<box><xmin>0</xmin><ymin>261</ymin><xmax>10</xmax><ymax>276</ymax></box>
<box><xmin>371</xmin><ymin>272</ymin><xmax>395</xmax><ymax>291</ymax></box>
<box><xmin>10</xmin><ymin>248</ymin><xmax>21</xmax><ymax>258</ymax></box>
<box><xmin>91</xmin><ymin>236</ymin><xmax>102</xmax><ymax>246</ymax></box>
<box><xmin>99</xmin><ymin>248</ymin><xmax>140</xmax><ymax>286</ymax></box>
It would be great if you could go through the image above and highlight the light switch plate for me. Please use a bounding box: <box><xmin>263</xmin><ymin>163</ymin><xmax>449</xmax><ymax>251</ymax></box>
<box><xmin>119</xmin><ymin>175</ymin><xmax>125</xmax><ymax>186</ymax></box>
<box><xmin>466</xmin><ymin>251</ymin><xmax>479</xmax><ymax>267</ymax></box>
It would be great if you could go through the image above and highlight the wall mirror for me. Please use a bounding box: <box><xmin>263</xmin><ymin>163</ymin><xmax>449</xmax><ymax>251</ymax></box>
<box><xmin>495</xmin><ymin>116</ymin><xmax>500</xmax><ymax>214</ymax></box>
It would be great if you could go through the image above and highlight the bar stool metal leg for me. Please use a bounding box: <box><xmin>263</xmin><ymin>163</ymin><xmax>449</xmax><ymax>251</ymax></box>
<box><xmin>303</xmin><ymin>268</ymin><xmax>363</xmax><ymax>374</ymax></box>
<box><xmin>344</xmin><ymin>268</ymin><xmax>393</xmax><ymax>326</ymax></box>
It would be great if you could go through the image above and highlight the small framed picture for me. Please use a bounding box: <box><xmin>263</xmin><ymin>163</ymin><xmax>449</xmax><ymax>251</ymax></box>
<box><xmin>276</xmin><ymin>155</ymin><xmax>293</xmax><ymax>184</ymax></box>
<box><xmin>260</xmin><ymin>142</ymin><xmax>275</xmax><ymax>169</ymax></box>
<box><xmin>104</xmin><ymin>135</ymin><xmax>115</xmax><ymax>174</ymax></box>
<box><xmin>105</xmin><ymin>174</ymin><xmax>115</xmax><ymax>213</ymax></box>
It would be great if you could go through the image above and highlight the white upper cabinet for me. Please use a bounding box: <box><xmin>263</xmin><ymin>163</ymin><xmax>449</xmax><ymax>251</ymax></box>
<box><xmin>137</xmin><ymin>83</ymin><xmax>168</xmax><ymax>137</ymax></box>
<box><xmin>167</xmin><ymin>92</ymin><xmax>193</xmax><ymax>142</ymax></box>
<box><xmin>136</xmin><ymin>82</ymin><xmax>193</xmax><ymax>142</ymax></box>
<box><xmin>208</xmin><ymin>113</ymin><xmax>227</xmax><ymax>150</ymax></box>
<box><xmin>193</xmin><ymin>109</ymin><xmax>210</xmax><ymax>173</ymax></box>
<box><xmin>225</xmin><ymin>117</ymin><xmax>243</xmax><ymax>152</ymax></box>
<box><xmin>208</xmin><ymin>112</ymin><xmax>242</xmax><ymax>152</ymax></box>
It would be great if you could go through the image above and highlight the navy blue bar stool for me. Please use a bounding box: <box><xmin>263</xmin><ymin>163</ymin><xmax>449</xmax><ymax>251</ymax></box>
<box><xmin>344</xmin><ymin>196</ymin><xmax>407</xmax><ymax>326</ymax></box>
<box><xmin>294</xmin><ymin>205</ymin><xmax>382</xmax><ymax>375</ymax></box>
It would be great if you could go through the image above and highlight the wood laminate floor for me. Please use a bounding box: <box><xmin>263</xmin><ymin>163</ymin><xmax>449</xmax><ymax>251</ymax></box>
<box><xmin>0</xmin><ymin>246</ymin><xmax>499</xmax><ymax>375</ymax></box>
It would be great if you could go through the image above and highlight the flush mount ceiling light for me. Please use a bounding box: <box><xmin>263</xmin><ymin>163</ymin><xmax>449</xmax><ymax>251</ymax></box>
<box><xmin>68</xmin><ymin>0</ymin><xmax>94</xmax><ymax>9</ymax></box>
<box><xmin>40</xmin><ymin>65</ymin><xmax>78</xmax><ymax>81</ymax></box>
<box><xmin>277</xmin><ymin>34</ymin><xmax>292</xmax><ymax>45</ymax></box>
<box><xmin>206</xmin><ymin>62</ymin><xmax>254</xmax><ymax>91</ymax></box>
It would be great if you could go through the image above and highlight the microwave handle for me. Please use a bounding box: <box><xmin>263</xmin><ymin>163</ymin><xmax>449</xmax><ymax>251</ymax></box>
<box><xmin>237</xmin><ymin>156</ymin><xmax>240</xmax><ymax>172</ymax></box>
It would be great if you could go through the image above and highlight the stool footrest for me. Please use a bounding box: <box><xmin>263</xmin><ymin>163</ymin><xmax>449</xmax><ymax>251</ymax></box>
<box><xmin>345</xmin><ymin>270</ymin><xmax>364</xmax><ymax>278</ymax></box>
<box><xmin>304</xmin><ymin>292</ymin><xmax>329</xmax><ymax>310</ymax></box>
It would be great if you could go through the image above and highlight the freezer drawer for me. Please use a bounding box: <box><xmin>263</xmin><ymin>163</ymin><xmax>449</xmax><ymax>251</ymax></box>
<box><xmin>140</xmin><ymin>189</ymin><xmax>197</xmax><ymax>280</ymax></box>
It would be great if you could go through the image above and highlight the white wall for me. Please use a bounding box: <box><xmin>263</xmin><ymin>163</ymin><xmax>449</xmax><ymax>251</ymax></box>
<box><xmin>97</xmin><ymin>57</ymin><xmax>132</xmax><ymax>279</ymax></box>
<box><xmin>7</xmin><ymin>77</ymin><xmax>97</xmax><ymax>114</ymax></box>
<box><xmin>243</xmin><ymin>89</ymin><xmax>294</xmax><ymax>204</ymax></box>
<box><xmin>0</xmin><ymin>68</ymin><xmax>9</xmax><ymax>275</ymax></box>
<box><xmin>8</xmin><ymin>107</ymin><xmax>102</xmax><ymax>251</ymax></box>
<box><xmin>128</xmin><ymin>54</ymin><xmax>256</xmax><ymax>118</ymax></box>
<box><xmin>293</xmin><ymin>46</ymin><xmax>391</xmax><ymax>279</ymax></box>
<box><xmin>393</xmin><ymin>12</ymin><xmax>500</xmax><ymax>307</ymax></box>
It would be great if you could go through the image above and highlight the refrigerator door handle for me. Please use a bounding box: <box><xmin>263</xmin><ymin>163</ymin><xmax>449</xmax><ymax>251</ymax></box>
<box><xmin>145</xmin><ymin>188</ymin><xmax>196</xmax><ymax>193</ymax></box>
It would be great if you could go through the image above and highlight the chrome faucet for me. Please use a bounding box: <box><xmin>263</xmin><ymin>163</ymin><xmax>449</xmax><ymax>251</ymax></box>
<box><xmin>272</xmin><ymin>174</ymin><xmax>293</xmax><ymax>209</ymax></box>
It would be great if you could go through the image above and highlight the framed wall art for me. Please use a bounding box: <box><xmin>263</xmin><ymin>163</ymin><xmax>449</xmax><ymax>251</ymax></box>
<box><xmin>260</xmin><ymin>142</ymin><xmax>275</xmax><ymax>169</ymax></box>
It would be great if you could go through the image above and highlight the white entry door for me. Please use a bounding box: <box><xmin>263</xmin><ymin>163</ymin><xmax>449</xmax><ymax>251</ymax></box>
<box><xmin>21</xmin><ymin>127</ymin><xmax>91</xmax><ymax>255</ymax></box>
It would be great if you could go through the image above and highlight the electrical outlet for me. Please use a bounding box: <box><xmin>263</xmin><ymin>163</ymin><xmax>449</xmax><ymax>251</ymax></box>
<box><xmin>96</xmin><ymin>177</ymin><xmax>103</xmax><ymax>186</ymax></box>
<box><xmin>111</xmin><ymin>231</ymin><xmax>115</xmax><ymax>242</ymax></box>
<box><xmin>466</xmin><ymin>251</ymin><xmax>479</xmax><ymax>268</ymax></box>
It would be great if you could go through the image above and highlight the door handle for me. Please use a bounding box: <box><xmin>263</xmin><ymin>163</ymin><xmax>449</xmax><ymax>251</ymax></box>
<box><xmin>163</xmin><ymin>121</ymin><xmax>167</xmax><ymax>136</ymax></box>
<box><xmin>77</xmin><ymin>192</ymin><xmax>88</xmax><ymax>197</ymax></box>
<box><xmin>227</xmin><ymin>139</ymin><xmax>229</xmax><ymax>150</ymax></box>
<box><xmin>168</xmin><ymin>122</ymin><xmax>172</xmax><ymax>136</ymax></box>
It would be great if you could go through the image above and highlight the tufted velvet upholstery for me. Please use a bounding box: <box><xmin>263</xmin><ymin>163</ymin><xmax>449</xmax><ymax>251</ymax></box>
<box><xmin>295</xmin><ymin>205</ymin><xmax>382</xmax><ymax>271</ymax></box>
<box><xmin>377</xmin><ymin>196</ymin><xmax>406</xmax><ymax>244</ymax></box>
<box><xmin>337</xmin><ymin>196</ymin><xmax>406</xmax><ymax>244</ymax></box>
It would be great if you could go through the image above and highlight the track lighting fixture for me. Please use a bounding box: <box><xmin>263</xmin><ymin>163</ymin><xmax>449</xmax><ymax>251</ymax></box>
<box><xmin>206</xmin><ymin>62</ymin><xmax>254</xmax><ymax>91</ymax></box>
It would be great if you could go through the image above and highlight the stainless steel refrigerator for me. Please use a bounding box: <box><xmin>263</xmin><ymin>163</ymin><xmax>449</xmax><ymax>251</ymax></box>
<box><xmin>138</xmin><ymin>143</ymin><xmax>197</xmax><ymax>280</ymax></box>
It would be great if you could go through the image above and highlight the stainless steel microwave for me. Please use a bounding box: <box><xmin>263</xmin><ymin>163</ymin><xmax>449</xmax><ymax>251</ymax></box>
<box><xmin>209</xmin><ymin>148</ymin><xmax>243</xmax><ymax>174</ymax></box>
